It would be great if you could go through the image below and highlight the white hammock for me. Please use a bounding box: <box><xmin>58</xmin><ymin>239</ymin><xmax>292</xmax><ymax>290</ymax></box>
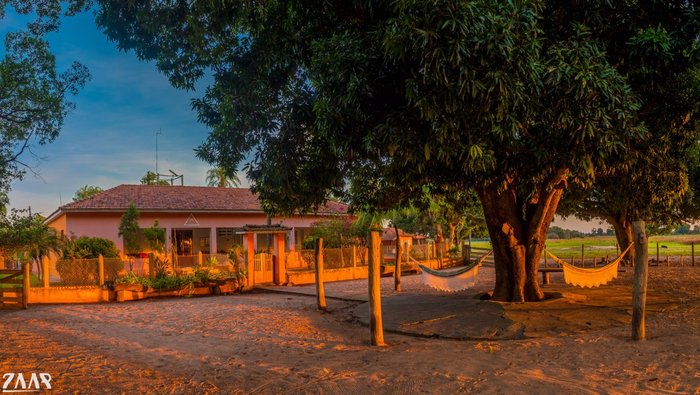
<box><xmin>418</xmin><ymin>251</ymin><xmax>492</xmax><ymax>292</ymax></box>
<box><xmin>545</xmin><ymin>244</ymin><xmax>633</xmax><ymax>288</ymax></box>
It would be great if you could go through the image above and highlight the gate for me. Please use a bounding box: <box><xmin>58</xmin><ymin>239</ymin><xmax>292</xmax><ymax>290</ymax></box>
<box><xmin>254</xmin><ymin>253</ymin><xmax>274</xmax><ymax>284</ymax></box>
<box><xmin>0</xmin><ymin>264</ymin><xmax>28</xmax><ymax>309</ymax></box>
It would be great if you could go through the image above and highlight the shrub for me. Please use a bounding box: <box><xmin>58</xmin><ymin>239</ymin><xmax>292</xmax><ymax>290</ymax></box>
<box><xmin>63</xmin><ymin>237</ymin><xmax>119</xmax><ymax>259</ymax></box>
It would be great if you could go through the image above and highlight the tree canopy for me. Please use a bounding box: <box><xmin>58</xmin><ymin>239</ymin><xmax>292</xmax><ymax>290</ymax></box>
<box><xmin>205</xmin><ymin>167</ymin><xmax>240</xmax><ymax>188</ymax></box>
<box><xmin>0</xmin><ymin>1</ymin><xmax>90</xmax><ymax>200</ymax></box>
<box><xmin>95</xmin><ymin>1</ymin><xmax>699</xmax><ymax>301</ymax></box>
<box><xmin>73</xmin><ymin>184</ymin><xmax>103</xmax><ymax>201</ymax></box>
<box><xmin>553</xmin><ymin>2</ymin><xmax>700</xmax><ymax>262</ymax></box>
<box><xmin>140</xmin><ymin>171</ymin><xmax>169</xmax><ymax>186</ymax></box>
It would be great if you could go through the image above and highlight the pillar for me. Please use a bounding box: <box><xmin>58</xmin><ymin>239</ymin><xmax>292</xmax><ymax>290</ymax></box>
<box><xmin>289</xmin><ymin>227</ymin><xmax>296</xmax><ymax>251</ymax></box>
<box><xmin>246</xmin><ymin>233</ymin><xmax>255</xmax><ymax>287</ymax></box>
<box><xmin>210</xmin><ymin>227</ymin><xmax>218</xmax><ymax>255</ymax></box>
<box><xmin>274</xmin><ymin>233</ymin><xmax>287</xmax><ymax>285</ymax></box>
<box><xmin>165</xmin><ymin>227</ymin><xmax>172</xmax><ymax>254</ymax></box>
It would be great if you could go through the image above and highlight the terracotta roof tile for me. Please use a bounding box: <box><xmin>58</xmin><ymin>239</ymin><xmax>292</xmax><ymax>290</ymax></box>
<box><xmin>61</xmin><ymin>184</ymin><xmax>348</xmax><ymax>214</ymax></box>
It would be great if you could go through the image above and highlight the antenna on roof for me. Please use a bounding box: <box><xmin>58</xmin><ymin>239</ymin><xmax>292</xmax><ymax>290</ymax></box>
<box><xmin>155</xmin><ymin>128</ymin><xmax>162</xmax><ymax>183</ymax></box>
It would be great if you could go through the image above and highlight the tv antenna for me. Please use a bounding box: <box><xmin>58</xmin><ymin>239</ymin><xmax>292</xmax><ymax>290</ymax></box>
<box><xmin>155</xmin><ymin>128</ymin><xmax>162</xmax><ymax>176</ymax></box>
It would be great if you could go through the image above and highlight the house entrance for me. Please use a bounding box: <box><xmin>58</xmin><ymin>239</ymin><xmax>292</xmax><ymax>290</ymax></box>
<box><xmin>173</xmin><ymin>230</ymin><xmax>193</xmax><ymax>255</ymax></box>
<box><xmin>254</xmin><ymin>253</ymin><xmax>274</xmax><ymax>283</ymax></box>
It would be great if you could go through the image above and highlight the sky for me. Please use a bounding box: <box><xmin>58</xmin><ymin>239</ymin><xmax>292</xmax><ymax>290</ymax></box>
<box><xmin>0</xmin><ymin>8</ymin><xmax>599</xmax><ymax>232</ymax></box>
<box><xmin>2</xmin><ymin>9</ymin><xmax>249</xmax><ymax>218</ymax></box>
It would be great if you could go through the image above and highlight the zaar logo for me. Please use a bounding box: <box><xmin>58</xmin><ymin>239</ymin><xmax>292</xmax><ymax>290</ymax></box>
<box><xmin>2</xmin><ymin>373</ymin><xmax>52</xmax><ymax>393</ymax></box>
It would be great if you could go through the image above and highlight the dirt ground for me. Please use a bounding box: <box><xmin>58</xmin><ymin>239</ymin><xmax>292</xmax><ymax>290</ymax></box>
<box><xmin>2</xmin><ymin>267</ymin><xmax>700</xmax><ymax>394</ymax></box>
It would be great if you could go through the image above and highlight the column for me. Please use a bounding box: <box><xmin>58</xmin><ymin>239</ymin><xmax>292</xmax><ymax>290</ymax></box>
<box><xmin>289</xmin><ymin>227</ymin><xmax>296</xmax><ymax>251</ymax></box>
<box><xmin>274</xmin><ymin>233</ymin><xmax>286</xmax><ymax>285</ymax></box>
<box><xmin>210</xmin><ymin>227</ymin><xmax>218</xmax><ymax>255</ymax></box>
<box><xmin>246</xmin><ymin>233</ymin><xmax>256</xmax><ymax>287</ymax></box>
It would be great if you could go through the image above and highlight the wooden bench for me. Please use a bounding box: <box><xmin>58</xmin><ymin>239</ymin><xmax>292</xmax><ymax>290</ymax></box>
<box><xmin>539</xmin><ymin>267</ymin><xmax>562</xmax><ymax>285</ymax></box>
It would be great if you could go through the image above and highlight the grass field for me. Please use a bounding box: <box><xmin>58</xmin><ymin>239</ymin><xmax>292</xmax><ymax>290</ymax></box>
<box><xmin>0</xmin><ymin>272</ymin><xmax>41</xmax><ymax>288</ymax></box>
<box><xmin>469</xmin><ymin>234</ymin><xmax>700</xmax><ymax>260</ymax></box>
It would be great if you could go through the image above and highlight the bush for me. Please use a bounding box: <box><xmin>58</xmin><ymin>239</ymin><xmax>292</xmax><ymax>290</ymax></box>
<box><xmin>63</xmin><ymin>237</ymin><xmax>119</xmax><ymax>259</ymax></box>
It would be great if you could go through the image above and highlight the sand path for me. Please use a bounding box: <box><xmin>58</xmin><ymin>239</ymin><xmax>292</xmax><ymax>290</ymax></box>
<box><xmin>2</xmin><ymin>267</ymin><xmax>700</xmax><ymax>393</ymax></box>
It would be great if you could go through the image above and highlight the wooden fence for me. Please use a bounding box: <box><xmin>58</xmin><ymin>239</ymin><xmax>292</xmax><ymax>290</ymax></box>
<box><xmin>0</xmin><ymin>263</ymin><xmax>29</xmax><ymax>309</ymax></box>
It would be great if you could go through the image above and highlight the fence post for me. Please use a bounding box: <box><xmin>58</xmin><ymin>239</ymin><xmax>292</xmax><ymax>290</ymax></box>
<box><xmin>394</xmin><ymin>225</ymin><xmax>401</xmax><ymax>292</ymax></box>
<box><xmin>656</xmin><ymin>242</ymin><xmax>660</xmax><ymax>266</ymax></box>
<box><xmin>98</xmin><ymin>255</ymin><xmax>105</xmax><ymax>286</ymax></box>
<box><xmin>314</xmin><ymin>238</ymin><xmax>326</xmax><ymax>311</ymax></box>
<box><xmin>581</xmin><ymin>244</ymin><xmax>585</xmax><ymax>266</ymax></box>
<box><xmin>632</xmin><ymin>221</ymin><xmax>649</xmax><ymax>341</ymax></box>
<box><xmin>198</xmin><ymin>251</ymin><xmax>203</xmax><ymax>266</ymax></box>
<box><xmin>693</xmin><ymin>242</ymin><xmax>696</xmax><ymax>267</ymax></box>
<box><xmin>42</xmin><ymin>256</ymin><xmax>50</xmax><ymax>289</ymax></box>
<box><xmin>22</xmin><ymin>262</ymin><xmax>30</xmax><ymax>309</ymax></box>
<box><xmin>368</xmin><ymin>230</ymin><xmax>385</xmax><ymax>346</ymax></box>
<box><xmin>352</xmin><ymin>245</ymin><xmax>357</xmax><ymax>279</ymax></box>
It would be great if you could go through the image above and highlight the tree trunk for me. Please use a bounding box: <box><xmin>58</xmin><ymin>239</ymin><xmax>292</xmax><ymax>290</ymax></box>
<box><xmin>609</xmin><ymin>215</ymin><xmax>635</xmax><ymax>266</ymax></box>
<box><xmin>477</xmin><ymin>170</ymin><xmax>567</xmax><ymax>302</ymax></box>
<box><xmin>435</xmin><ymin>224</ymin><xmax>445</xmax><ymax>269</ymax></box>
<box><xmin>448</xmin><ymin>223</ymin><xmax>457</xmax><ymax>249</ymax></box>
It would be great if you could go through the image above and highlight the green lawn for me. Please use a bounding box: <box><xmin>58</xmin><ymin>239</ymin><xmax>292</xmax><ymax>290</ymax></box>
<box><xmin>469</xmin><ymin>234</ymin><xmax>700</xmax><ymax>260</ymax></box>
<box><xmin>0</xmin><ymin>272</ymin><xmax>41</xmax><ymax>288</ymax></box>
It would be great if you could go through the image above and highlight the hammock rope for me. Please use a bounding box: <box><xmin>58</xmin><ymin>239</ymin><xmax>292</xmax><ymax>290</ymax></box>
<box><xmin>545</xmin><ymin>243</ymin><xmax>633</xmax><ymax>288</ymax></box>
<box><xmin>418</xmin><ymin>250</ymin><xmax>492</xmax><ymax>292</ymax></box>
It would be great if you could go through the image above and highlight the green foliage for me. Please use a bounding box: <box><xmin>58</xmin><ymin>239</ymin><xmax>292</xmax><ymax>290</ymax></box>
<box><xmin>140</xmin><ymin>171</ymin><xmax>170</xmax><ymax>185</ymax></box>
<box><xmin>0</xmin><ymin>2</ymin><xmax>90</xmax><ymax>198</ymax></box>
<box><xmin>151</xmin><ymin>255</ymin><xmax>171</xmax><ymax>279</ymax></box>
<box><xmin>554</xmin><ymin>3</ymin><xmax>700</xmax><ymax>237</ymax></box>
<box><xmin>118</xmin><ymin>203</ymin><xmax>140</xmax><ymax>255</ymax></box>
<box><xmin>143</xmin><ymin>220</ymin><xmax>165</xmax><ymax>253</ymax></box>
<box><xmin>73</xmin><ymin>185</ymin><xmax>103</xmax><ymax>201</ymax></box>
<box><xmin>114</xmin><ymin>271</ymin><xmax>151</xmax><ymax>287</ymax></box>
<box><xmin>0</xmin><ymin>208</ymin><xmax>61</xmax><ymax>260</ymax></box>
<box><xmin>205</xmin><ymin>167</ymin><xmax>240</xmax><ymax>188</ymax></box>
<box><xmin>303</xmin><ymin>218</ymin><xmax>357</xmax><ymax>249</ymax></box>
<box><xmin>62</xmin><ymin>236</ymin><xmax>119</xmax><ymax>259</ymax></box>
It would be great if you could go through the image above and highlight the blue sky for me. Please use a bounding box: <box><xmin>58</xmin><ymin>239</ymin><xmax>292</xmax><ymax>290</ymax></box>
<box><xmin>3</xmin><ymin>9</ymin><xmax>248</xmax><ymax>217</ymax></box>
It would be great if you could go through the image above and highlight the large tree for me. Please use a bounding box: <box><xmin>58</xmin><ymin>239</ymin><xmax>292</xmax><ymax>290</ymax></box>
<box><xmin>553</xmin><ymin>2</ymin><xmax>700</xmax><ymax>263</ymax></box>
<box><xmin>0</xmin><ymin>2</ymin><xmax>90</xmax><ymax>199</ymax></box>
<box><xmin>96</xmin><ymin>1</ymin><xmax>646</xmax><ymax>301</ymax></box>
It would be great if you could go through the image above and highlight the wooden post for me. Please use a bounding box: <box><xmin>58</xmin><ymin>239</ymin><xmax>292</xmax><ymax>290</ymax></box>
<box><xmin>394</xmin><ymin>224</ymin><xmax>401</xmax><ymax>292</ymax></box>
<box><xmin>352</xmin><ymin>245</ymin><xmax>357</xmax><ymax>279</ymax></box>
<box><xmin>42</xmin><ymin>256</ymin><xmax>50</xmax><ymax>289</ymax></box>
<box><xmin>632</xmin><ymin>221</ymin><xmax>649</xmax><ymax>341</ymax></box>
<box><xmin>22</xmin><ymin>262</ymin><xmax>30</xmax><ymax>309</ymax></box>
<box><xmin>581</xmin><ymin>244</ymin><xmax>585</xmax><ymax>266</ymax></box>
<box><xmin>368</xmin><ymin>230</ymin><xmax>385</xmax><ymax>346</ymax></box>
<box><xmin>197</xmin><ymin>251</ymin><xmax>203</xmax><ymax>266</ymax></box>
<box><xmin>98</xmin><ymin>254</ymin><xmax>105</xmax><ymax>286</ymax></box>
<box><xmin>246</xmin><ymin>233</ymin><xmax>255</xmax><ymax>287</ymax></box>
<box><xmin>467</xmin><ymin>238</ymin><xmax>472</xmax><ymax>265</ymax></box>
<box><xmin>693</xmin><ymin>242</ymin><xmax>695</xmax><ymax>267</ymax></box>
<box><xmin>666</xmin><ymin>255</ymin><xmax>669</xmax><ymax>268</ymax></box>
<box><xmin>314</xmin><ymin>238</ymin><xmax>326</xmax><ymax>311</ymax></box>
<box><xmin>148</xmin><ymin>253</ymin><xmax>155</xmax><ymax>278</ymax></box>
<box><xmin>544</xmin><ymin>246</ymin><xmax>547</xmax><ymax>268</ymax></box>
<box><xmin>656</xmin><ymin>242</ymin><xmax>659</xmax><ymax>266</ymax></box>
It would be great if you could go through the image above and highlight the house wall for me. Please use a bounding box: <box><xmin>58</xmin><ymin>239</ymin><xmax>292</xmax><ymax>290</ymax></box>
<box><xmin>50</xmin><ymin>211</ymin><xmax>346</xmax><ymax>255</ymax></box>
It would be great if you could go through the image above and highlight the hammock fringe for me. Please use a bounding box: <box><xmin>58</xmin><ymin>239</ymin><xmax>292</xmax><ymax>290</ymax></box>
<box><xmin>545</xmin><ymin>244</ymin><xmax>633</xmax><ymax>288</ymax></box>
<box><xmin>418</xmin><ymin>250</ymin><xmax>492</xmax><ymax>292</ymax></box>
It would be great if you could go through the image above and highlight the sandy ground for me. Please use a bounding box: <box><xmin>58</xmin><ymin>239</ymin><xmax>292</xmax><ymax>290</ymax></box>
<box><xmin>2</xmin><ymin>267</ymin><xmax>700</xmax><ymax>394</ymax></box>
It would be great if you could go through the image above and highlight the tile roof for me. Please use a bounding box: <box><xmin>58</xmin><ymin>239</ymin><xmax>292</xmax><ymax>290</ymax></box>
<box><xmin>59</xmin><ymin>184</ymin><xmax>348</xmax><ymax>214</ymax></box>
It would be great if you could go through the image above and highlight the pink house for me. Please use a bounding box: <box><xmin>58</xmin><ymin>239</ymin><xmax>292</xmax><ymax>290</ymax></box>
<box><xmin>45</xmin><ymin>184</ymin><xmax>349</xmax><ymax>259</ymax></box>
